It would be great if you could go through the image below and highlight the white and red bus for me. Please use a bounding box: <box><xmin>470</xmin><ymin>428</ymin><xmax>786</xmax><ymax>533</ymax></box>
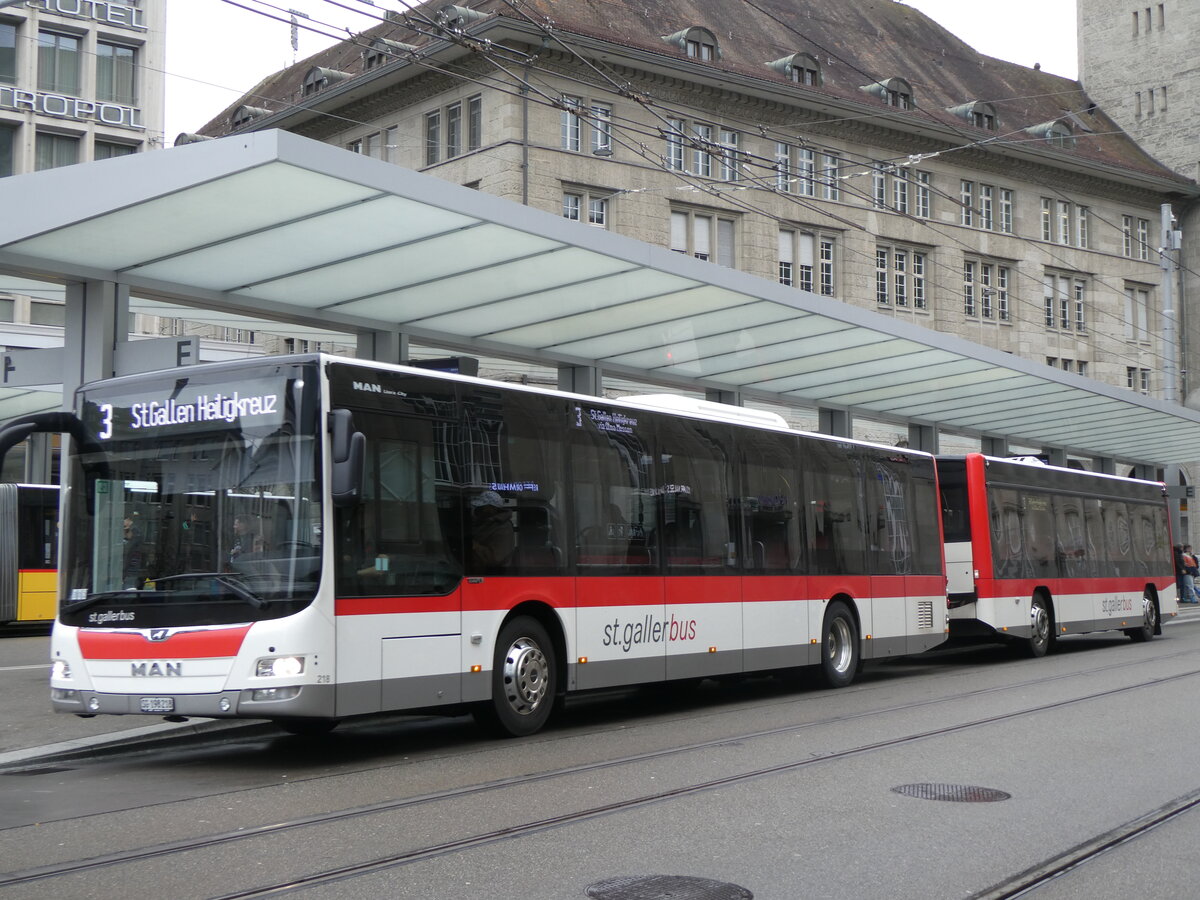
<box><xmin>8</xmin><ymin>355</ymin><xmax>949</xmax><ymax>736</ymax></box>
<box><xmin>938</xmin><ymin>453</ymin><xmax>1177</xmax><ymax>657</ymax></box>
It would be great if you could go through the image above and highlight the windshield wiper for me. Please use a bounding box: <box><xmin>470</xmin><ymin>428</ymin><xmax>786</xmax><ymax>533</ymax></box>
<box><xmin>151</xmin><ymin>573</ymin><xmax>271</xmax><ymax>609</ymax></box>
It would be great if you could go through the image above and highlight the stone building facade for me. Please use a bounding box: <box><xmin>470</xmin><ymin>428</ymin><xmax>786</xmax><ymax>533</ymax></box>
<box><xmin>1079</xmin><ymin>0</ymin><xmax>1200</xmax><ymax>404</ymax></box>
<box><xmin>195</xmin><ymin>0</ymin><xmax>1196</xmax><ymax>468</ymax></box>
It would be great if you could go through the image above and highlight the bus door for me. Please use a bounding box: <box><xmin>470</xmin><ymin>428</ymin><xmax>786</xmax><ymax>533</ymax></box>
<box><xmin>739</xmin><ymin>431</ymin><xmax>811</xmax><ymax>670</ymax></box>
<box><xmin>333</xmin><ymin>409</ymin><xmax>464</xmax><ymax>716</ymax></box>
<box><xmin>569</xmin><ymin>401</ymin><xmax>664</xmax><ymax>690</ymax></box>
<box><xmin>658</xmin><ymin>418</ymin><xmax>740</xmax><ymax>681</ymax></box>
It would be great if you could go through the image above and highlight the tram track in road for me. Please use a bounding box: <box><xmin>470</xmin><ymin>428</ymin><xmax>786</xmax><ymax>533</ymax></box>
<box><xmin>971</xmin><ymin>786</ymin><xmax>1200</xmax><ymax>899</ymax></box>
<box><xmin>4</xmin><ymin>661</ymin><xmax>1200</xmax><ymax>895</ymax></box>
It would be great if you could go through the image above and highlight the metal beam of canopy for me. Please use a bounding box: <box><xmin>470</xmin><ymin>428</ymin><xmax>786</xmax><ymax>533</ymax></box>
<box><xmin>0</xmin><ymin>129</ymin><xmax>1198</xmax><ymax>463</ymax></box>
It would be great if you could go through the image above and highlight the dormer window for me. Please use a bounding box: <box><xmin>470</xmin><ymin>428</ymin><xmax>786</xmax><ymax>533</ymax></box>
<box><xmin>230</xmin><ymin>105</ymin><xmax>270</xmax><ymax>129</ymax></box>
<box><xmin>948</xmin><ymin>101</ymin><xmax>998</xmax><ymax>131</ymax></box>
<box><xmin>860</xmin><ymin>77</ymin><xmax>914</xmax><ymax>109</ymax></box>
<box><xmin>364</xmin><ymin>37</ymin><xmax>415</xmax><ymax>71</ymax></box>
<box><xmin>302</xmin><ymin>66</ymin><xmax>352</xmax><ymax>97</ymax></box>
<box><xmin>767</xmin><ymin>53</ymin><xmax>822</xmax><ymax>87</ymax></box>
<box><xmin>662</xmin><ymin>27</ymin><xmax>721</xmax><ymax>61</ymax></box>
<box><xmin>1026</xmin><ymin>118</ymin><xmax>1076</xmax><ymax>149</ymax></box>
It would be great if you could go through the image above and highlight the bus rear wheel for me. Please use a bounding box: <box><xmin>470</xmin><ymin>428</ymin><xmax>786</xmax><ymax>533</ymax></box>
<box><xmin>817</xmin><ymin>601</ymin><xmax>860</xmax><ymax>688</ymax></box>
<box><xmin>1023</xmin><ymin>594</ymin><xmax>1053</xmax><ymax>658</ymax></box>
<box><xmin>1126</xmin><ymin>590</ymin><xmax>1157</xmax><ymax>643</ymax></box>
<box><xmin>475</xmin><ymin>616</ymin><xmax>557</xmax><ymax>737</ymax></box>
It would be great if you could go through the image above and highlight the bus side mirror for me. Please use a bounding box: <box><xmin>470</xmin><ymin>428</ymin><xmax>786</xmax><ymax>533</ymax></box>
<box><xmin>329</xmin><ymin>409</ymin><xmax>365</xmax><ymax>508</ymax></box>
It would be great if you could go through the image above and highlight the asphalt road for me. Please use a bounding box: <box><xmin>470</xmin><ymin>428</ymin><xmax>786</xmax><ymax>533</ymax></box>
<box><xmin>3</xmin><ymin>609</ymin><xmax>1200</xmax><ymax>899</ymax></box>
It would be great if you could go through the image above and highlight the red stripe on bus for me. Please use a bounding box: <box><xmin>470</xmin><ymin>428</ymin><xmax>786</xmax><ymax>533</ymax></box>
<box><xmin>334</xmin><ymin>573</ymin><xmax>947</xmax><ymax>616</ymax></box>
<box><xmin>975</xmin><ymin>576</ymin><xmax>1173</xmax><ymax>598</ymax></box>
<box><xmin>78</xmin><ymin>626</ymin><xmax>252</xmax><ymax>660</ymax></box>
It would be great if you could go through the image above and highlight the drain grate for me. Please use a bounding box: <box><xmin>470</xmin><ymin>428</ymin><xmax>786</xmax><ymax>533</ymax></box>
<box><xmin>892</xmin><ymin>783</ymin><xmax>1011</xmax><ymax>803</ymax></box>
<box><xmin>586</xmin><ymin>875</ymin><xmax>754</xmax><ymax>900</ymax></box>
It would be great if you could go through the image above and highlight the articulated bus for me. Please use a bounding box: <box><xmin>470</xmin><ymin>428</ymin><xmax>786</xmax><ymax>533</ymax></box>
<box><xmin>0</xmin><ymin>483</ymin><xmax>59</xmax><ymax>629</ymax></box>
<box><xmin>2</xmin><ymin>354</ymin><xmax>951</xmax><ymax>736</ymax></box>
<box><xmin>938</xmin><ymin>454</ymin><xmax>1177</xmax><ymax>657</ymax></box>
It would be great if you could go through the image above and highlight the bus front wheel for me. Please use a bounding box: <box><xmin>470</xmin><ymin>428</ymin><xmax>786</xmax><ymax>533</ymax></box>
<box><xmin>475</xmin><ymin>616</ymin><xmax>557</xmax><ymax>737</ymax></box>
<box><xmin>818</xmin><ymin>601</ymin><xmax>860</xmax><ymax>688</ymax></box>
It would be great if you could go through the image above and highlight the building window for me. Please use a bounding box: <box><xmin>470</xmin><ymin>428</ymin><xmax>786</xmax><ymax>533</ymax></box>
<box><xmin>1</xmin><ymin>22</ymin><xmax>16</xmax><ymax>85</ymax></box>
<box><xmin>823</xmin><ymin>154</ymin><xmax>842</xmax><ymax>202</ymax></box>
<box><xmin>560</xmin><ymin>95</ymin><xmax>582</xmax><ymax>151</ymax></box>
<box><xmin>666</xmin><ymin>118</ymin><xmax>685</xmax><ymax>171</ymax></box>
<box><xmin>672</xmin><ymin>209</ymin><xmax>735</xmax><ymax>266</ymax></box>
<box><xmin>965</xmin><ymin>260</ymin><xmax>1010</xmax><ymax>320</ymax></box>
<box><xmin>914</xmin><ymin>171</ymin><xmax>931</xmax><ymax>218</ymax></box>
<box><xmin>1124</xmin><ymin>285</ymin><xmax>1152</xmax><ymax>341</ymax></box>
<box><xmin>686</xmin><ymin>37</ymin><xmax>716</xmax><ymax>60</ymax></box>
<box><xmin>893</xmin><ymin>169</ymin><xmax>909</xmax><ymax>214</ymax></box>
<box><xmin>1127</xmin><ymin>367</ymin><xmax>1151</xmax><ymax>394</ymax></box>
<box><xmin>424</xmin><ymin>110</ymin><xmax>440</xmax><ymax>165</ymax></box>
<box><xmin>999</xmin><ymin>189</ymin><xmax>1013</xmax><ymax>233</ymax></box>
<box><xmin>874</xmin><ymin>164</ymin><xmax>922</xmax><ymax>214</ymax></box>
<box><xmin>591</xmin><ymin>102</ymin><xmax>612</xmax><ymax>154</ymax></box>
<box><xmin>963</xmin><ymin>261</ymin><xmax>976</xmax><ymax>316</ymax></box>
<box><xmin>1042</xmin><ymin>197</ymin><xmax>1087</xmax><ymax>247</ymax></box>
<box><xmin>96</xmin><ymin>42</ymin><xmax>136</xmax><ymax>105</ymax></box>
<box><xmin>446</xmin><ymin>102</ymin><xmax>462</xmax><ymax>159</ymax></box>
<box><xmin>35</xmin><ymin>132</ymin><xmax>78</xmax><ymax>170</ymax></box>
<box><xmin>777</xmin><ymin>145</ymin><xmax>815</xmax><ymax>195</ymax></box>
<box><xmin>468</xmin><ymin>95</ymin><xmax>482</xmax><ymax>152</ymax></box>
<box><xmin>876</xmin><ymin>244</ymin><xmax>926</xmax><ymax>308</ymax></box>
<box><xmin>718</xmin><ymin>129</ymin><xmax>741</xmax><ymax>181</ymax></box>
<box><xmin>0</xmin><ymin>122</ymin><xmax>14</xmax><ymax>178</ymax></box>
<box><xmin>960</xmin><ymin>181</ymin><xmax>974</xmax><ymax>227</ymax></box>
<box><xmin>94</xmin><ymin>141</ymin><xmax>135</xmax><ymax>160</ymax></box>
<box><xmin>691</xmin><ymin>122</ymin><xmax>713</xmax><ymax>177</ymax></box>
<box><xmin>797</xmin><ymin>147</ymin><xmax>816</xmax><ymax>195</ymax></box>
<box><xmin>779</xmin><ymin>229</ymin><xmax>836</xmax><ymax>295</ymax></box>
<box><xmin>563</xmin><ymin>190</ymin><xmax>608</xmax><ymax>228</ymax></box>
<box><xmin>38</xmin><ymin>31</ymin><xmax>80</xmax><ymax>95</ymax></box>
<box><xmin>1043</xmin><ymin>272</ymin><xmax>1086</xmax><ymax>331</ymax></box>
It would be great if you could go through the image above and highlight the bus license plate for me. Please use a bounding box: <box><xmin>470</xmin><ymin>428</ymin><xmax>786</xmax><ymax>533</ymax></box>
<box><xmin>140</xmin><ymin>697</ymin><xmax>174</xmax><ymax>713</ymax></box>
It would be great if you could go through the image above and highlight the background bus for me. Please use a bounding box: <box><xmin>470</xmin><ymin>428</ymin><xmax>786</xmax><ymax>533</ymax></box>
<box><xmin>939</xmin><ymin>453</ymin><xmax>1176</xmax><ymax>656</ymax></box>
<box><xmin>0</xmin><ymin>483</ymin><xmax>59</xmax><ymax>630</ymax></box>
<box><xmin>35</xmin><ymin>355</ymin><xmax>948</xmax><ymax>736</ymax></box>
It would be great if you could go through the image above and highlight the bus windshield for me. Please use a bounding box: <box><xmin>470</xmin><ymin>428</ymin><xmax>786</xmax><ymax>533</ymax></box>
<box><xmin>59</xmin><ymin>361</ymin><xmax>322</xmax><ymax>629</ymax></box>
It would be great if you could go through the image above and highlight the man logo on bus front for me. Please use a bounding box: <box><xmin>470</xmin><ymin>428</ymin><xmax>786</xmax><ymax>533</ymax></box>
<box><xmin>149</xmin><ymin>628</ymin><xmax>169</xmax><ymax>642</ymax></box>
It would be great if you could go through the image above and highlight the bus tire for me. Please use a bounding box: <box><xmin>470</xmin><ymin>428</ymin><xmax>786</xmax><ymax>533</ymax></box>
<box><xmin>817</xmin><ymin>600</ymin><xmax>860</xmax><ymax>688</ymax></box>
<box><xmin>1126</xmin><ymin>590</ymin><xmax>1158</xmax><ymax>643</ymax></box>
<box><xmin>476</xmin><ymin>616</ymin><xmax>556</xmax><ymax>737</ymax></box>
<box><xmin>1023</xmin><ymin>594</ymin><xmax>1053</xmax><ymax>658</ymax></box>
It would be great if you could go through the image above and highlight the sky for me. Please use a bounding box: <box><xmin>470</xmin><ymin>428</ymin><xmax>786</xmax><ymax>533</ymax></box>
<box><xmin>163</xmin><ymin>0</ymin><xmax>1079</xmax><ymax>143</ymax></box>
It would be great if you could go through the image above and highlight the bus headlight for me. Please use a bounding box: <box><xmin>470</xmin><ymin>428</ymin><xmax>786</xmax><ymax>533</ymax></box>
<box><xmin>256</xmin><ymin>656</ymin><xmax>305</xmax><ymax>678</ymax></box>
<box><xmin>51</xmin><ymin>660</ymin><xmax>71</xmax><ymax>680</ymax></box>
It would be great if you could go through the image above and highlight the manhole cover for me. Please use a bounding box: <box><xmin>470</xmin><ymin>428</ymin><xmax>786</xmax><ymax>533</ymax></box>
<box><xmin>892</xmin><ymin>783</ymin><xmax>1011</xmax><ymax>803</ymax></box>
<box><xmin>586</xmin><ymin>875</ymin><xmax>753</xmax><ymax>900</ymax></box>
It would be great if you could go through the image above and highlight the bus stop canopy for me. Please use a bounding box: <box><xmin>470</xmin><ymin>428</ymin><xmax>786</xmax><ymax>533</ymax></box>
<box><xmin>0</xmin><ymin>129</ymin><xmax>1197</xmax><ymax>465</ymax></box>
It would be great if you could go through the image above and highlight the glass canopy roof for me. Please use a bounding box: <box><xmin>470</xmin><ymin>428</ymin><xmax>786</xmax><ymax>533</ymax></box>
<box><xmin>1</xmin><ymin>130</ymin><xmax>1198</xmax><ymax>464</ymax></box>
